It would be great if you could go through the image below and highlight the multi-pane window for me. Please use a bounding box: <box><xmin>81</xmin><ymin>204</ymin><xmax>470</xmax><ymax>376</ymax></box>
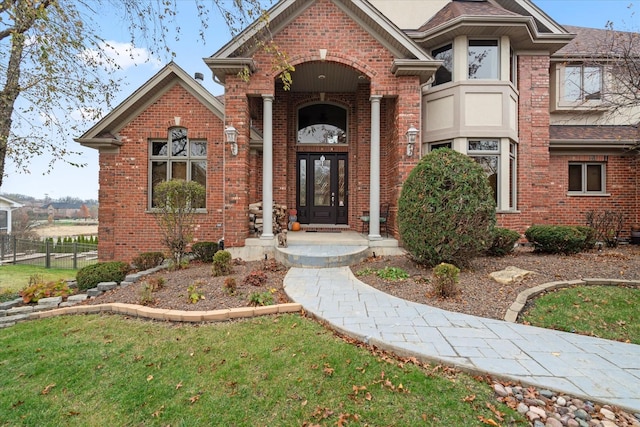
<box><xmin>149</xmin><ymin>127</ymin><xmax>207</xmax><ymax>208</ymax></box>
<box><xmin>568</xmin><ymin>163</ymin><xmax>605</xmax><ymax>194</ymax></box>
<box><xmin>432</xmin><ymin>43</ymin><xmax>453</xmax><ymax>86</ymax></box>
<box><xmin>429</xmin><ymin>141</ymin><xmax>452</xmax><ymax>151</ymax></box>
<box><xmin>563</xmin><ymin>65</ymin><xmax>602</xmax><ymax>102</ymax></box>
<box><xmin>468</xmin><ymin>40</ymin><xmax>499</xmax><ymax>79</ymax></box>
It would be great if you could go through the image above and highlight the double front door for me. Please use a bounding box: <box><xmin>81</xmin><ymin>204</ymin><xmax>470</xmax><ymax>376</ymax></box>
<box><xmin>296</xmin><ymin>153</ymin><xmax>348</xmax><ymax>224</ymax></box>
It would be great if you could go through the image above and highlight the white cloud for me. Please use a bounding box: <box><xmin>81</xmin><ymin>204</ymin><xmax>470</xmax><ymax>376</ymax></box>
<box><xmin>82</xmin><ymin>40</ymin><xmax>162</xmax><ymax>71</ymax></box>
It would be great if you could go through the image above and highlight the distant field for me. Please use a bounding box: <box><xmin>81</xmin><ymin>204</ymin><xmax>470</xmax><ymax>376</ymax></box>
<box><xmin>34</xmin><ymin>223</ymin><xmax>98</xmax><ymax>239</ymax></box>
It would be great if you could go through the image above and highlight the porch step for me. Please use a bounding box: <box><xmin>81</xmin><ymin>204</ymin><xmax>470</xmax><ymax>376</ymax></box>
<box><xmin>275</xmin><ymin>245</ymin><xmax>369</xmax><ymax>268</ymax></box>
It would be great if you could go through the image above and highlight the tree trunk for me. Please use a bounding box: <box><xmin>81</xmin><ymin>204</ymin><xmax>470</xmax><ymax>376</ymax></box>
<box><xmin>0</xmin><ymin>32</ymin><xmax>25</xmax><ymax>189</ymax></box>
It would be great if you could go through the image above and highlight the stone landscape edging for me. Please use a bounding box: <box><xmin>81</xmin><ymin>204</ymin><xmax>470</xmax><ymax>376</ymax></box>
<box><xmin>504</xmin><ymin>278</ymin><xmax>640</xmax><ymax>323</ymax></box>
<box><xmin>27</xmin><ymin>302</ymin><xmax>303</xmax><ymax>323</ymax></box>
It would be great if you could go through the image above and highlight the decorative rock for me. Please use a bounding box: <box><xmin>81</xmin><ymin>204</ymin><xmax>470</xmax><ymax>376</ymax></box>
<box><xmin>529</xmin><ymin>405</ymin><xmax>547</xmax><ymax>420</ymax></box>
<box><xmin>533</xmin><ymin>420</ymin><xmax>545</xmax><ymax>427</ymax></box>
<box><xmin>119</xmin><ymin>281</ymin><xmax>133</xmax><ymax>288</ymax></box>
<box><xmin>38</xmin><ymin>296</ymin><xmax>62</xmax><ymax>307</ymax></box>
<box><xmin>556</xmin><ymin>396</ymin><xmax>567</xmax><ymax>407</ymax></box>
<box><xmin>600</xmin><ymin>408</ymin><xmax>616</xmax><ymax>420</ymax></box>
<box><xmin>97</xmin><ymin>282</ymin><xmax>117</xmax><ymax>291</ymax></box>
<box><xmin>493</xmin><ymin>383</ymin><xmax>509</xmax><ymax>397</ymax></box>
<box><xmin>0</xmin><ymin>298</ymin><xmax>23</xmax><ymax>310</ymax></box>
<box><xmin>540</xmin><ymin>389</ymin><xmax>554</xmax><ymax>399</ymax></box>
<box><xmin>125</xmin><ymin>273</ymin><xmax>143</xmax><ymax>283</ymax></box>
<box><xmin>566</xmin><ymin>419</ymin><xmax>580</xmax><ymax>427</ymax></box>
<box><xmin>527</xmin><ymin>411</ymin><xmax>541</xmax><ymax>422</ymax></box>
<box><xmin>574</xmin><ymin>409</ymin><xmax>590</xmax><ymax>421</ymax></box>
<box><xmin>545</xmin><ymin>418</ymin><xmax>563</xmax><ymax>427</ymax></box>
<box><xmin>86</xmin><ymin>288</ymin><xmax>102</xmax><ymax>297</ymax></box>
<box><xmin>67</xmin><ymin>294</ymin><xmax>88</xmax><ymax>302</ymax></box>
<box><xmin>600</xmin><ymin>421</ymin><xmax>618</xmax><ymax>427</ymax></box>
<box><xmin>489</xmin><ymin>266</ymin><xmax>533</xmax><ymax>285</ymax></box>
<box><xmin>517</xmin><ymin>402</ymin><xmax>529</xmax><ymax>415</ymax></box>
<box><xmin>7</xmin><ymin>306</ymin><xmax>34</xmax><ymax>315</ymax></box>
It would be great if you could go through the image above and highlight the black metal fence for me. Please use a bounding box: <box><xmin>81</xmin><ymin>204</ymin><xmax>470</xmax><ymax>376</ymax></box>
<box><xmin>0</xmin><ymin>235</ymin><xmax>98</xmax><ymax>270</ymax></box>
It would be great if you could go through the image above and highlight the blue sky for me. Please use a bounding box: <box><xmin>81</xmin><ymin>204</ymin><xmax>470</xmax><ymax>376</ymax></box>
<box><xmin>2</xmin><ymin>0</ymin><xmax>637</xmax><ymax>200</ymax></box>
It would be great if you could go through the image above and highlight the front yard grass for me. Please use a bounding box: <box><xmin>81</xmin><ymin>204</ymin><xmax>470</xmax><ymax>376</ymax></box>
<box><xmin>521</xmin><ymin>285</ymin><xmax>640</xmax><ymax>344</ymax></box>
<box><xmin>0</xmin><ymin>314</ymin><xmax>523</xmax><ymax>426</ymax></box>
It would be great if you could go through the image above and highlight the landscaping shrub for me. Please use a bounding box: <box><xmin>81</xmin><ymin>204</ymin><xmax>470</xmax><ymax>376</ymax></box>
<box><xmin>212</xmin><ymin>250</ymin><xmax>232</xmax><ymax>276</ymax></box>
<box><xmin>525</xmin><ymin>225</ymin><xmax>595</xmax><ymax>254</ymax></box>
<box><xmin>432</xmin><ymin>263</ymin><xmax>460</xmax><ymax>298</ymax></box>
<box><xmin>244</xmin><ymin>270</ymin><xmax>267</xmax><ymax>287</ymax></box>
<box><xmin>585</xmin><ymin>210</ymin><xmax>623</xmax><ymax>247</ymax></box>
<box><xmin>249</xmin><ymin>291</ymin><xmax>274</xmax><ymax>306</ymax></box>
<box><xmin>487</xmin><ymin>227</ymin><xmax>520</xmax><ymax>256</ymax></box>
<box><xmin>398</xmin><ymin>148</ymin><xmax>496</xmax><ymax>267</ymax></box>
<box><xmin>187</xmin><ymin>280</ymin><xmax>205</xmax><ymax>304</ymax></box>
<box><xmin>223</xmin><ymin>277</ymin><xmax>237</xmax><ymax>295</ymax></box>
<box><xmin>376</xmin><ymin>266</ymin><xmax>409</xmax><ymax>281</ymax></box>
<box><xmin>20</xmin><ymin>279</ymin><xmax>70</xmax><ymax>303</ymax></box>
<box><xmin>191</xmin><ymin>241</ymin><xmax>219</xmax><ymax>263</ymax></box>
<box><xmin>131</xmin><ymin>252</ymin><xmax>165</xmax><ymax>271</ymax></box>
<box><xmin>76</xmin><ymin>261</ymin><xmax>130</xmax><ymax>291</ymax></box>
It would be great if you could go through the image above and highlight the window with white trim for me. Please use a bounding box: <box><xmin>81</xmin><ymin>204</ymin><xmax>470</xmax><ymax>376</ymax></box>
<box><xmin>149</xmin><ymin>127</ymin><xmax>207</xmax><ymax>208</ymax></box>
<box><xmin>568</xmin><ymin>163</ymin><xmax>605</xmax><ymax>194</ymax></box>
<box><xmin>562</xmin><ymin>65</ymin><xmax>602</xmax><ymax>102</ymax></box>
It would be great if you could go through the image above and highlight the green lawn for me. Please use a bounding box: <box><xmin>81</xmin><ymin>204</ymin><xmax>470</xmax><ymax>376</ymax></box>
<box><xmin>0</xmin><ymin>314</ymin><xmax>523</xmax><ymax>426</ymax></box>
<box><xmin>521</xmin><ymin>285</ymin><xmax>640</xmax><ymax>344</ymax></box>
<box><xmin>0</xmin><ymin>264</ymin><xmax>76</xmax><ymax>293</ymax></box>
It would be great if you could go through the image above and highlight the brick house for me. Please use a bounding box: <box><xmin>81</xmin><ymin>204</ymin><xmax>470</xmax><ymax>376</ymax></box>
<box><xmin>77</xmin><ymin>0</ymin><xmax>640</xmax><ymax>262</ymax></box>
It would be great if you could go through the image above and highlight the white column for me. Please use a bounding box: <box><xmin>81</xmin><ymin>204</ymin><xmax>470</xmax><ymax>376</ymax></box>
<box><xmin>369</xmin><ymin>95</ymin><xmax>382</xmax><ymax>240</ymax></box>
<box><xmin>261</xmin><ymin>94</ymin><xmax>274</xmax><ymax>240</ymax></box>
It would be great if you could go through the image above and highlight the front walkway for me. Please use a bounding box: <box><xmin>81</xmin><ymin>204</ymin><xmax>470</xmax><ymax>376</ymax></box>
<box><xmin>283</xmin><ymin>266</ymin><xmax>640</xmax><ymax>412</ymax></box>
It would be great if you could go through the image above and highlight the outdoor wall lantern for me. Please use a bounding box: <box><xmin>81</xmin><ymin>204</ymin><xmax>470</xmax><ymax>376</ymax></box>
<box><xmin>405</xmin><ymin>125</ymin><xmax>418</xmax><ymax>156</ymax></box>
<box><xmin>225</xmin><ymin>125</ymin><xmax>238</xmax><ymax>156</ymax></box>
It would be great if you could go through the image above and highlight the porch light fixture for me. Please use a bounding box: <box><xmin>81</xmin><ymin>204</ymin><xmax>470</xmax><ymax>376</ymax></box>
<box><xmin>405</xmin><ymin>125</ymin><xmax>418</xmax><ymax>157</ymax></box>
<box><xmin>225</xmin><ymin>125</ymin><xmax>238</xmax><ymax>156</ymax></box>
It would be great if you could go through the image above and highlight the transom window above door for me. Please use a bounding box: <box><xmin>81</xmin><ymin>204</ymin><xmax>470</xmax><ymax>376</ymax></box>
<box><xmin>297</xmin><ymin>104</ymin><xmax>347</xmax><ymax>144</ymax></box>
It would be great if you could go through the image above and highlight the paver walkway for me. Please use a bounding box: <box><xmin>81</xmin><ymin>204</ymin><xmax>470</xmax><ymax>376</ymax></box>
<box><xmin>284</xmin><ymin>266</ymin><xmax>640</xmax><ymax>412</ymax></box>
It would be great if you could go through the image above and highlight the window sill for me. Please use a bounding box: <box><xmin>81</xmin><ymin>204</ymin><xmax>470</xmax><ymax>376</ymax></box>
<box><xmin>496</xmin><ymin>209</ymin><xmax>521</xmax><ymax>214</ymax></box>
<box><xmin>566</xmin><ymin>192</ymin><xmax>610</xmax><ymax>197</ymax></box>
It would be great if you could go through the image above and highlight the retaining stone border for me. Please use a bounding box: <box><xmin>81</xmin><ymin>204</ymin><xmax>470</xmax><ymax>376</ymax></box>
<box><xmin>504</xmin><ymin>278</ymin><xmax>640</xmax><ymax>323</ymax></box>
<box><xmin>0</xmin><ymin>261</ymin><xmax>302</xmax><ymax>328</ymax></box>
<box><xmin>0</xmin><ymin>299</ymin><xmax>302</xmax><ymax>328</ymax></box>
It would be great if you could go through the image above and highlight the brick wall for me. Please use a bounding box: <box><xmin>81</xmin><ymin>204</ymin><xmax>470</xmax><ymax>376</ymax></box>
<box><xmin>97</xmin><ymin>84</ymin><xmax>224</xmax><ymax>261</ymax></box>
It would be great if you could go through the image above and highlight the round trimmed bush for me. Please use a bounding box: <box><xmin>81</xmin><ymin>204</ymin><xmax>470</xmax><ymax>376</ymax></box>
<box><xmin>76</xmin><ymin>261</ymin><xmax>130</xmax><ymax>291</ymax></box>
<box><xmin>398</xmin><ymin>148</ymin><xmax>496</xmax><ymax>267</ymax></box>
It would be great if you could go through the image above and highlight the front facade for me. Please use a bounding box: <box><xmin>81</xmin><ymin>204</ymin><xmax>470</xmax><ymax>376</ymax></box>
<box><xmin>77</xmin><ymin>0</ymin><xmax>640</xmax><ymax>262</ymax></box>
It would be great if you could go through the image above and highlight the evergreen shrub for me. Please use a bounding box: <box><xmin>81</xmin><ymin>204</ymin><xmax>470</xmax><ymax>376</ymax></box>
<box><xmin>525</xmin><ymin>225</ymin><xmax>595</xmax><ymax>254</ymax></box>
<box><xmin>487</xmin><ymin>227</ymin><xmax>521</xmax><ymax>256</ymax></box>
<box><xmin>191</xmin><ymin>241</ymin><xmax>219</xmax><ymax>263</ymax></box>
<box><xmin>398</xmin><ymin>148</ymin><xmax>496</xmax><ymax>267</ymax></box>
<box><xmin>76</xmin><ymin>261</ymin><xmax>130</xmax><ymax>291</ymax></box>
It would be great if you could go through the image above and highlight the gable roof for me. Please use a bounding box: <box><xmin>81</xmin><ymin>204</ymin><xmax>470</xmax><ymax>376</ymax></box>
<box><xmin>76</xmin><ymin>62</ymin><xmax>224</xmax><ymax>152</ymax></box>
<box><xmin>205</xmin><ymin>0</ymin><xmax>439</xmax><ymax>84</ymax></box>
<box><xmin>0</xmin><ymin>196</ymin><xmax>23</xmax><ymax>210</ymax></box>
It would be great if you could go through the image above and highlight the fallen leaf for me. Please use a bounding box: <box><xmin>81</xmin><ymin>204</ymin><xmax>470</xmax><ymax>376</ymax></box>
<box><xmin>147</xmin><ymin>375</ymin><xmax>154</xmax><ymax>382</ymax></box>
<box><xmin>189</xmin><ymin>395</ymin><xmax>200</xmax><ymax>404</ymax></box>
<box><xmin>41</xmin><ymin>384</ymin><xmax>56</xmax><ymax>395</ymax></box>
<box><xmin>175</xmin><ymin>381</ymin><xmax>183</xmax><ymax>390</ymax></box>
<box><xmin>463</xmin><ymin>394</ymin><xmax>476</xmax><ymax>402</ymax></box>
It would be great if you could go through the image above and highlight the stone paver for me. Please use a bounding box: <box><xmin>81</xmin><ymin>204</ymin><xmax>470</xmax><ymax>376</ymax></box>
<box><xmin>283</xmin><ymin>266</ymin><xmax>640</xmax><ymax>413</ymax></box>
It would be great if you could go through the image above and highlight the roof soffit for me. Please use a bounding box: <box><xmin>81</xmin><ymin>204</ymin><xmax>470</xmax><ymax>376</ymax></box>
<box><xmin>76</xmin><ymin>63</ymin><xmax>224</xmax><ymax>150</ymax></box>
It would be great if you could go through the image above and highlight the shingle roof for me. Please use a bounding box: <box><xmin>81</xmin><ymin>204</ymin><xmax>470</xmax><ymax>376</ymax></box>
<box><xmin>550</xmin><ymin>125</ymin><xmax>639</xmax><ymax>141</ymax></box>
<box><xmin>555</xmin><ymin>25</ymin><xmax>640</xmax><ymax>58</ymax></box>
<box><xmin>420</xmin><ymin>0</ymin><xmax>521</xmax><ymax>31</ymax></box>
